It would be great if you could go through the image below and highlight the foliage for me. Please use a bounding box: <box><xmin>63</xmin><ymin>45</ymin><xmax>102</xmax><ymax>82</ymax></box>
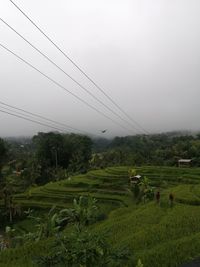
<box><xmin>0</xmin><ymin>183</ymin><xmax>22</xmax><ymax>225</ymax></box>
<box><xmin>136</xmin><ymin>259</ymin><xmax>144</xmax><ymax>267</ymax></box>
<box><xmin>128</xmin><ymin>168</ymin><xmax>136</xmax><ymax>177</ymax></box>
<box><xmin>58</xmin><ymin>196</ymin><xmax>98</xmax><ymax>231</ymax></box>
<box><xmin>35</xmin><ymin>229</ymin><xmax>130</xmax><ymax>267</ymax></box>
<box><xmin>92</xmin><ymin>132</ymin><xmax>200</xmax><ymax>167</ymax></box>
<box><xmin>65</xmin><ymin>134</ymin><xmax>92</xmax><ymax>173</ymax></box>
<box><xmin>0</xmin><ymin>138</ymin><xmax>7</xmax><ymax>183</ymax></box>
<box><xmin>130</xmin><ymin>183</ymin><xmax>140</xmax><ymax>199</ymax></box>
<box><xmin>139</xmin><ymin>176</ymin><xmax>154</xmax><ymax>202</ymax></box>
<box><xmin>32</xmin><ymin>132</ymin><xmax>92</xmax><ymax>184</ymax></box>
<box><xmin>130</xmin><ymin>176</ymin><xmax>154</xmax><ymax>203</ymax></box>
<box><xmin>3</xmin><ymin>166</ymin><xmax>200</xmax><ymax>266</ymax></box>
<box><xmin>0</xmin><ymin>193</ymin><xmax>131</xmax><ymax>266</ymax></box>
<box><xmin>11</xmin><ymin>206</ymin><xmax>60</xmax><ymax>247</ymax></box>
<box><xmin>10</xmin><ymin>196</ymin><xmax>99</xmax><ymax>248</ymax></box>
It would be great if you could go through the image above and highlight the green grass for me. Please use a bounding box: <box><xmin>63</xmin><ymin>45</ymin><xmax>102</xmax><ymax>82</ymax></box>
<box><xmin>93</xmin><ymin>202</ymin><xmax>200</xmax><ymax>266</ymax></box>
<box><xmin>1</xmin><ymin>166</ymin><xmax>200</xmax><ymax>266</ymax></box>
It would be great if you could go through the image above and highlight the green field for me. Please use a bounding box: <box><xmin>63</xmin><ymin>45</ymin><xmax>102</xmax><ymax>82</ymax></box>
<box><xmin>1</xmin><ymin>166</ymin><xmax>200</xmax><ymax>267</ymax></box>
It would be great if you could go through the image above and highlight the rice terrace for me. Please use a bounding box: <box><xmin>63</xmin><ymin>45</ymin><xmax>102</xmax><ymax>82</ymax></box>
<box><xmin>1</xmin><ymin>163</ymin><xmax>200</xmax><ymax>266</ymax></box>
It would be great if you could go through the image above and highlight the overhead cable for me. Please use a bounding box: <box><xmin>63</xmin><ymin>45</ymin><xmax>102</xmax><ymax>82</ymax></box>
<box><xmin>9</xmin><ymin>0</ymin><xmax>149</xmax><ymax>134</ymax></box>
<box><xmin>0</xmin><ymin>108</ymin><xmax>70</xmax><ymax>133</ymax></box>
<box><xmin>0</xmin><ymin>43</ymin><xmax>131</xmax><ymax>133</ymax></box>
<box><xmin>0</xmin><ymin>17</ymin><xmax>142</xmax><ymax>133</ymax></box>
<box><xmin>0</xmin><ymin>101</ymin><xmax>93</xmax><ymax>136</ymax></box>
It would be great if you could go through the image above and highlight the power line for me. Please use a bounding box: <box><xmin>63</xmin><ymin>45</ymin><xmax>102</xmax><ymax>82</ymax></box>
<box><xmin>0</xmin><ymin>43</ymin><xmax>131</xmax><ymax>133</ymax></box>
<box><xmin>0</xmin><ymin>18</ymin><xmax>141</xmax><ymax>133</ymax></box>
<box><xmin>0</xmin><ymin>108</ymin><xmax>70</xmax><ymax>133</ymax></box>
<box><xmin>0</xmin><ymin>101</ymin><xmax>93</xmax><ymax>136</ymax></box>
<box><xmin>9</xmin><ymin>0</ymin><xmax>149</xmax><ymax>135</ymax></box>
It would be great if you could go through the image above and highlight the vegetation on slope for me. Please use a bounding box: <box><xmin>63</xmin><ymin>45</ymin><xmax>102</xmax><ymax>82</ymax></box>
<box><xmin>1</xmin><ymin>166</ymin><xmax>200</xmax><ymax>266</ymax></box>
<box><xmin>1</xmin><ymin>132</ymin><xmax>200</xmax><ymax>266</ymax></box>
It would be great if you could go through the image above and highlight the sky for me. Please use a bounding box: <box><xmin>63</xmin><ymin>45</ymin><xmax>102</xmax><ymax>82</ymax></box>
<box><xmin>0</xmin><ymin>0</ymin><xmax>200</xmax><ymax>138</ymax></box>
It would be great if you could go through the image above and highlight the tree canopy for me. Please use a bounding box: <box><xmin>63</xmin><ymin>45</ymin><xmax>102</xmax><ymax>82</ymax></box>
<box><xmin>32</xmin><ymin>132</ymin><xmax>92</xmax><ymax>184</ymax></box>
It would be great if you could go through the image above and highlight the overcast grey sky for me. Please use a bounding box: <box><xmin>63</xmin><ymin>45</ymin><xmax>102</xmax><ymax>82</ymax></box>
<box><xmin>0</xmin><ymin>0</ymin><xmax>200</xmax><ymax>137</ymax></box>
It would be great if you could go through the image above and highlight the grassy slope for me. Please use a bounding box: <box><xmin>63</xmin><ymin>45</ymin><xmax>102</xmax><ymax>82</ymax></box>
<box><xmin>1</xmin><ymin>166</ymin><xmax>200</xmax><ymax>266</ymax></box>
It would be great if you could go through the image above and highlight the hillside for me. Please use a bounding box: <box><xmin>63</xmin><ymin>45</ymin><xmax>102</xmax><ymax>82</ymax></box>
<box><xmin>1</xmin><ymin>166</ymin><xmax>200</xmax><ymax>266</ymax></box>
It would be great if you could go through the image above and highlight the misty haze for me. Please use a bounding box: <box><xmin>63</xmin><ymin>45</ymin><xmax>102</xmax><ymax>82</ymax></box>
<box><xmin>0</xmin><ymin>0</ymin><xmax>200</xmax><ymax>137</ymax></box>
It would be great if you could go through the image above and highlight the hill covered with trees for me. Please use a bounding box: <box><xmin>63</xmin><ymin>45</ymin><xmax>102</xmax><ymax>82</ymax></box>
<box><xmin>1</xmin><ymin>131</ymin><xmax>200</xmax><ymax>266</ymax></box>
<box><xmin>92</xmin><ymin>132</ymin><xmax>200</xmax><ymax>167</ymax></box>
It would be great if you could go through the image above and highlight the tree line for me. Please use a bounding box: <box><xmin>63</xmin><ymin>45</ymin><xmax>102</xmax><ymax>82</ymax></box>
<box><xmin>1</xmin><ymin>131</ymin><xmax>200</xmax><ymax>189</ymax></box>
<box><xmin>92</xmin><ymin>132</ymin><xmax>200</xmax><ymax>167</ymax></box>
<box><xmin>0</xmin><ymin>132</ymin><xmax>92</xmax><ymax>187</ymax></box>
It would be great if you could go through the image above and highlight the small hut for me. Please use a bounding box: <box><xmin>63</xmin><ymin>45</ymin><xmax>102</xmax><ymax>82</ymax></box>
<box><xmin>178</xmin><ymin>159</ymin><xmax>192</xmax><ymax>168</ymax></box>
<box><xmin>130</xmin><ymin>175</ymin><xmax>142</xmax><ymax>184</ymax></box>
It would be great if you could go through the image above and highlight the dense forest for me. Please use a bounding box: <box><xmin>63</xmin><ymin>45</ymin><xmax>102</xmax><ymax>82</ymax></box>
<box><xmin>1</xmin><ymin>131</ymin><xmax>200</xmax><ymax>188</ymax></box>
<box><xmin>93</xmin><ymin>132</ymin><xmax>200</xmax><ymax>167</ymax></box>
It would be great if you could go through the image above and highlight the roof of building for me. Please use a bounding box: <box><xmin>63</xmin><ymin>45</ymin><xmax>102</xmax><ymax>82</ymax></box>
<box><xmin>134</xmin><ymin>175</ymin><xmax>142</xmax><ymax>179</ymax></box>
<box><xmin>178</xmin><ymin>159</ymin><xmax>192</xmax><ymax>163</ymax></box>
<box><xmin>130</xmin><ymin>175</ymin><xmax>142</xmax><ymax>179</ymax></box>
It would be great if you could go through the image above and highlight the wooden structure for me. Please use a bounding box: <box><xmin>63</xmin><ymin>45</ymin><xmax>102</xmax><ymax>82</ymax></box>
<box><xmin>178</xmin><ymin>159</ymin><xmax>192</xmax><ymax>167</ymax></box>
<box><xmin>130</xmin><ymin>175</ymin><xmax>142</xmax><ymax>184</ymax></box>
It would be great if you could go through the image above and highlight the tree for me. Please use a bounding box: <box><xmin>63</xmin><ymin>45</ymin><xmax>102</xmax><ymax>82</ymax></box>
<box><xmin>10</xmin><ymin>206</ymin><xmax>60</xmax><ymax>247</ymax></box>
<box><xmin>0</xmin><ymin>138</ymin><xmax>7</xmax><ymax>183</ymax></box>
<box><xmin>35</xmin><ymin>229</ymin><xmax>130</xmax><ymax>267</ymax></box>
<box><xmin>12</xmin><ymin>196</ymin><xmax>98</xmax><ymax>246</ymax></box>
<box><xmin>24</xmin><ymin>206</ymin><xmax>60</xmax><ymax>242</ymax></box>
<box><xmin>2</xmin><ymin>196</ymin><xmax>131</xmax><ymax>265</ymax></box>
<box><xmin>65</xmin><ymin>134</ymin><xmax>92</xmax><ymax>173</ymax></box>
<box><xmin>130</xmin><ymin>176</ymin><xmax>154</xmax><ymax>203</ymax></box>
<box><xmin>58</xmin><ymin>196</ymin><xmax>98</xmax><ymax>231</ymax></box>
<box><xmin>32</xmin><ymin>132</ymin><xmax>92</xmax><ymax>184</ymax></box>
<box><xmin>139</xmin><ymin>177</ymin><xmax>154</xmax><ymax>202</ymax></box>
<box><xmin>33</xmin><ymin>197</ymin><xmax>130</xmax><ymax>267</ymax></box>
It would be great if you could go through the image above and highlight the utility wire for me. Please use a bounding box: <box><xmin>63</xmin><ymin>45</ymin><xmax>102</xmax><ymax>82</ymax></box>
<box><xmin>0</xmin><ymin>43</ymin><xmax>131</xmax><ymax>133</ymax></box>
<box><xmin>0</xmin><ymin>108</ymin><xmax>71</xmax><ymax>133</ymax></box>
<box><xmin>0</xmin><ymin>101</ymin><xmax>92</xmax><ymax>136</ymax></box>
<box><xmin>9</xmin><ymin>0</ymin><xmax>149</xmax><ymax>134</ymax></box>
<box><xmin>0</xmin><ymin>18</ymin><xmax>141</xmax><ymax>133</ymax></box>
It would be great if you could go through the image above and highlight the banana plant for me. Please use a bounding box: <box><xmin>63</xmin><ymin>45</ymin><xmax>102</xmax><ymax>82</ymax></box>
<box><xmin>58</xmin><ymin>196</ymin><xmax>98</xmax><ymax>231</ymax></box>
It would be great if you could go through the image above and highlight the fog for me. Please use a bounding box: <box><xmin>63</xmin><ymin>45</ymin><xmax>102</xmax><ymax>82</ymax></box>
<box><xmin>0</xmin><ymin>0</ymin><xmax>200</xmax><ymax>137</ymax></box>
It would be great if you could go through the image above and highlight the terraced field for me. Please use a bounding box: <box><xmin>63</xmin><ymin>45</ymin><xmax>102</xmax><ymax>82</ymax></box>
<box><xmin>12</xmin><ymin>166</ymin><xmax>200</xmax><ymax>209</ymax></box>
<box><xmin>1</xmin><ymin>166</ymin><xmax>200</xmax><ymax>267</ymax></box>
<box><xmin>12</xmin><ymin>167</ymin><xmax>131</xmax><ymax>210</ymax></box>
